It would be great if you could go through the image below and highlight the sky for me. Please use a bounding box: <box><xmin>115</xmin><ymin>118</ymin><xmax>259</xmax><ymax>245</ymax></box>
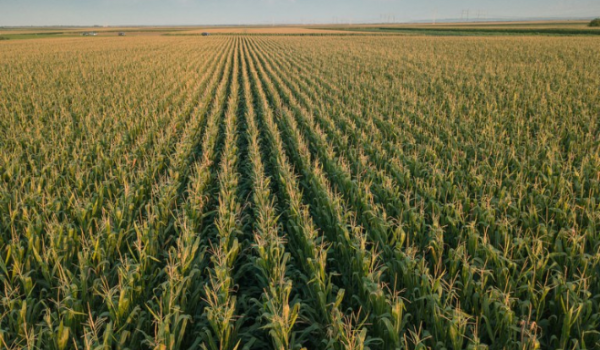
<box><xmin>1</xmin><ymin>0</ymin><xmax>599</xmax><ymax>26</ymax></box>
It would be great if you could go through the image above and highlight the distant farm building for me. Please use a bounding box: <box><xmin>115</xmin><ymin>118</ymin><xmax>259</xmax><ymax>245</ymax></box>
<box><xmin>82</xmin><ymin>32</ymin><xmax>98</xmax><ymax>36</ymax></box>
<box><xmin>118</xmin><ymin>32</ymin><xmax>126</xmax><ymax>36</ymax></box>
<box><xmin>202</xmin><ymin>32</ymin><xmax>210</xmax><ymax>36</ymax></box>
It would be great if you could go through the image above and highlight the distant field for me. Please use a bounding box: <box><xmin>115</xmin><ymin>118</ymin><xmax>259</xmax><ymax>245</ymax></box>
<box><xmin>2</xmin><ymin>21</ymin><xmax>599</xmax><ymax>40</ymax></box>
<box><xmin>0</xmin><ymin>26</ymin><xmax>191</xmax><ymax>35</ymax></box>
<box><xmin>0</xmin><ymin>27</ymin><xmax>190</xmax><ymax>39</ymax></box>
<box><xmin>178</xmin><ymin>26</ymin><xmax>358</xmax><ymax>35</ymax></box>
<box><xmin>387</xmin><ymin>20</ymin><xmax>594</xmax><ymax>28</ymax></box>
<box><xmin>0</xmin><ymin>26</ymin><xmax>354</xmax><ymax>39</ymax></box>
<box><xmin>328</xmin><ymin>21</ymin><xmax>600</xmax><ymax>36</ymax></box>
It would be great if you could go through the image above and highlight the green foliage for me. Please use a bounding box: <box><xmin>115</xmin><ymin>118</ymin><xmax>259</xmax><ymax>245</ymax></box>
<box><xmin>1</xmin><ymin>34</ymin><xmax>599</xmax><ymax>350</ymax></box>
<box><xmin>590</xmin><ymin>18</ymin><xmax>600</xmax><ymax>27</ymax></box>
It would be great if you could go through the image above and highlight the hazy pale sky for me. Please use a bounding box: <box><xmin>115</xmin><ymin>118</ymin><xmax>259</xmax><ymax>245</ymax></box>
<box><xmin>1</xmin><ymin>0</ymin><xmax>599</xmax><ymax>26</ymax></box>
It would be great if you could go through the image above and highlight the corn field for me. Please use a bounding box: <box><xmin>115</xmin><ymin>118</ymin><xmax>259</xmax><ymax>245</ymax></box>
<box><xmin>0</xmin><ymin>35</ymin><xmax>599</xmax><ymax>350</ymax></box>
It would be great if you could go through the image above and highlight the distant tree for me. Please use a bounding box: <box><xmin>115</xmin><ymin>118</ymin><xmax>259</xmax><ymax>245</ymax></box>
<box><xmin>589</xmin><ymin>18</ymin><xmax>600</xmax><ymax>27</ymax></box>
<box><xmin>0</xmin><ymin>36</ymin><xmax>9</xmax><ymax>41</ymax></box>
